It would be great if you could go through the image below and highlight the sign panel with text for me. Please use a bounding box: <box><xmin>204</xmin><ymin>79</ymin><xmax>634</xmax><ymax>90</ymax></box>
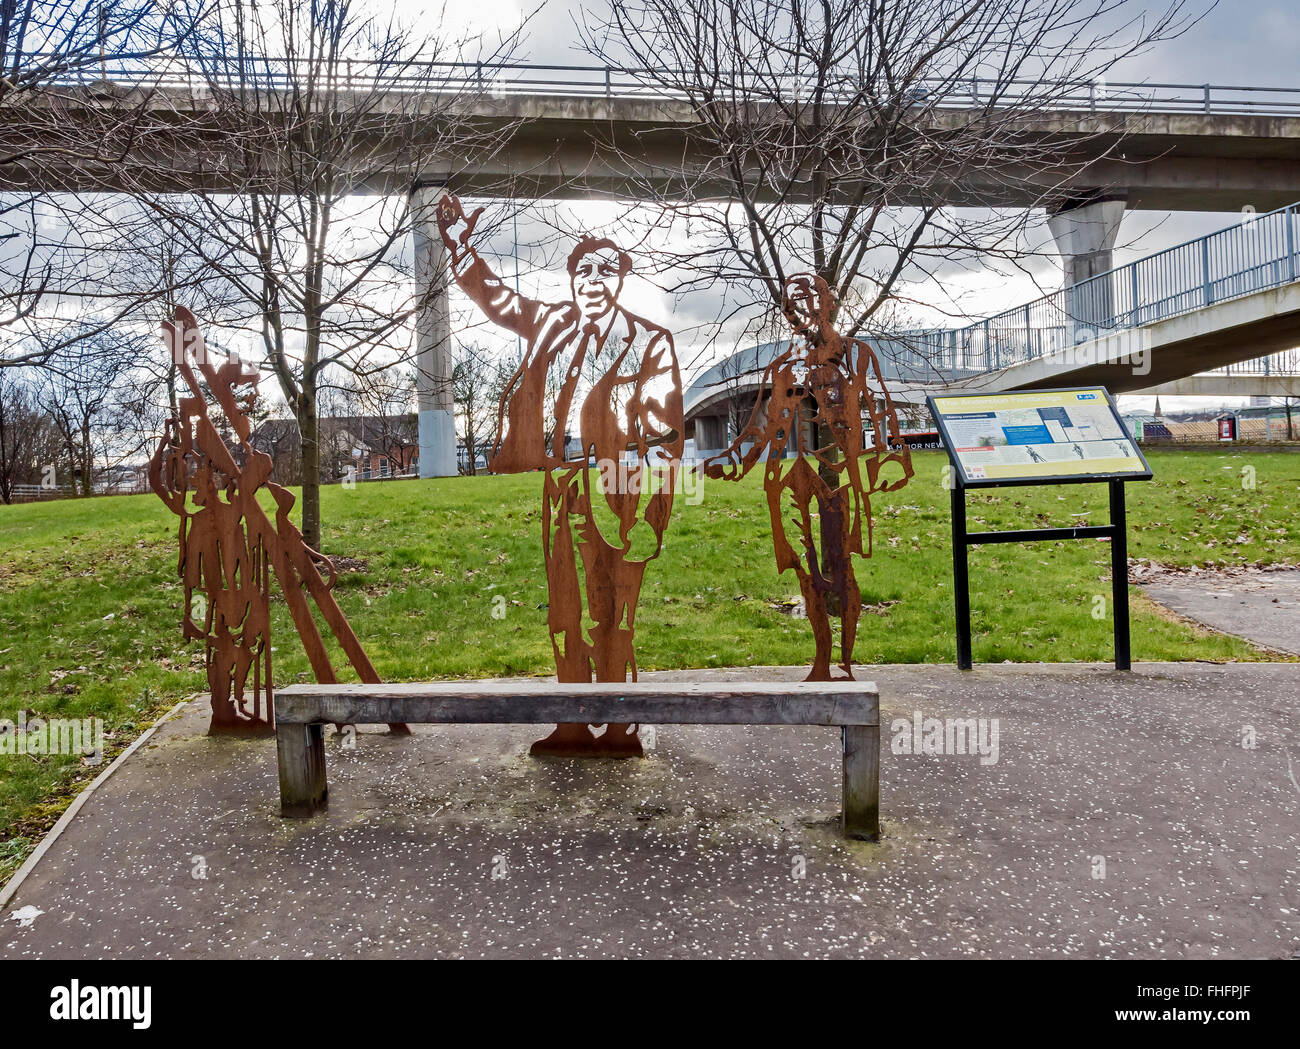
<box><xmin>927</xmin><ymin>387</ymin><xmax>1151</xmax><ymax>487</ymax></box>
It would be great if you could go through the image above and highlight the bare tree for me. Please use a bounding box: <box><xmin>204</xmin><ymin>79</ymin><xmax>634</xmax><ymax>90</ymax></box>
<box><xmin>451</xmin><ymin>341</ymin><xmax>506</xmax><ymax>476</ymax></box>
<box><xmin>0</xmin><ymin>367</ymin><xmax>50</xmax><ymax>500</ymax></box>
<box><xmin>0</xmin><ymin>1</ymin><xmax>204</xmax><ymax>363</ymax></box>
<box><xmin>33</xmin><ymin>328</ymin><xmax>149</xmax><ymax>494</ymax></box>
<box><xmin>575</xmin><ymin>0</ymin><xmax>1200</xmax><ymax>348</ymax></box>
<box><xmin>127</xmin><ymin>0</ymin><xmax>529</xmax><ymax>548</ymax></box>
<box><xmin>106</xmin><ymin>201</ymin><xmax>250</xmax><ymax>410</ymax></box>
<box><xmin>0</xmin><ymin>0</ymin><xmax>193</xmax><ymax>168</ymax></box>
<box><xmin>349</xmin><ymin>363</ymin><xmax>415</xmax><ymax>478</ymax></box>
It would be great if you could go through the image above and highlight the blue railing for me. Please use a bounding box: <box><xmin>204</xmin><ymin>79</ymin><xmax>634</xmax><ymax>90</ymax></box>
<box><xmin>896</xmin><ymin>202</ymin><xmax>1300</xmax><ymax>378</ymax></box>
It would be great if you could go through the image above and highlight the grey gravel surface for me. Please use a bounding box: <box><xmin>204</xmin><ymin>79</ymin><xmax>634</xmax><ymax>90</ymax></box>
<box><xmin>1142</xmin><ymin>569</ymin><xmax>1300</xmax><ymax>656</ymax></box>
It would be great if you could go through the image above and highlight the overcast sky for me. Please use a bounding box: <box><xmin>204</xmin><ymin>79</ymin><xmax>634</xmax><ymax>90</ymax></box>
<box><xmin>431</xmin><ymin>1</ymin><xmax>1300</xmax><ymax>410</ymax></box>
<box><xmin>466</xmin><ymin>0</ymin><xmax>1298</xmax><ymax>84</ymax></box>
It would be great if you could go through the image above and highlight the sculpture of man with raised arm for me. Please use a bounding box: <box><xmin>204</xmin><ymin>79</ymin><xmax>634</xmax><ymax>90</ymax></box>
<box><xmin>437</xmin><ymin>194</ymin><xmax>683</xmax><ymax>757</ymax></box>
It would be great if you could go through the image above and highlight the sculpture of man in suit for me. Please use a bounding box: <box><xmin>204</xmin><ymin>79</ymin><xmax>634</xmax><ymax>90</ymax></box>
<box><xmin>437</xmin><ymin>194</ymin><xmax>683</xmax><ymax>756</ymax></box>
<box><xmin>704</xmin><ymin>274</ymin><xmax>912</xmax><ymax>681</ymax></box>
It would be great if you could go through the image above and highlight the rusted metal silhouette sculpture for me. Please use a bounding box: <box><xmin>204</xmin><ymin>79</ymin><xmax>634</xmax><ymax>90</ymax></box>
<box><xmin>437</xmin><ymin>194</ymin><xmax>683</xmax><ymax>757</ymax></box>
<box><xmin>149</xmin><ymin>307</ymin><xmax>406</xmax><ymax>734</ymax></box>
<box><xmin>704</xmin><ymin>274</ymin><xmax>913</xmax><ymax>681</ymax></box>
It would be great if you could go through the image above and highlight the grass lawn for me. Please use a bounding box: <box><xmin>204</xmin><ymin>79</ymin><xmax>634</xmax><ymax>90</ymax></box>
<box><xmin>2</xmin><ymin>448</ymin><xmax>1297</xmax><ymax>878</ymax></box>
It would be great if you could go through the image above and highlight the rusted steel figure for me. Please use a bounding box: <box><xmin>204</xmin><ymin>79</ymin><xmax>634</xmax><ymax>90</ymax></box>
<box><xmin>149</xmin><ymin>308</ymin><xmax>405</xmax><ymax>734</ymax></box>
<box><xmin>437</xmin><ymin>194</ymin><xmax>683</xmax><ymax>757</ymax></box>
<box><xmin>704</xmin><ymin>274</ymin><xmax>913</xmax><ymax>681</ymax></box>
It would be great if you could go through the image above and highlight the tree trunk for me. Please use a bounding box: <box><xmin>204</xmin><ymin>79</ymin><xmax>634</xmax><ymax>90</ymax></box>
<box><xmin>63</xmin><ymin>437</ymin><xmax>77</xmax><ymax>496</ymax></box>
<box><xmin>815</xmin><ymin>296</ymin><xmax>845</xmax><ymax>616</ymax></box>
<box><xmin>81</xmin><ymin>423</ymin><xmax>94</xmax><ymax>497</ymax></box>
<box><xmin>815</xmin><ymin>416</ymin><xmax>842</xmax><ymax>617</ymax></box>
<box><xmin>299</xmin><ymin>393</ymin><xmax>322</xmax><ymax>551</ymax></box>
<box><xmin>0</xmin><ymin>404</ymin><xmax>11</xmax><ymax>504</ymax></box>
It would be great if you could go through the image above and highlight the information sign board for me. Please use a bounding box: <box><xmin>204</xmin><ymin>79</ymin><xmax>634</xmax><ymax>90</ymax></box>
<box><xmin>927</xmin><ymin>388</ymin><xmax>1151</xmax><ymax>487</ymax></box>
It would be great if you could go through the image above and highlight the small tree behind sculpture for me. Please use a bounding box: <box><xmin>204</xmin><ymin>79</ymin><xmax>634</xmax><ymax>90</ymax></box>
<box><xmin>0</xmin><ymin>369</ymin><xmax>57</xmax><ymax>502</ymax></box>
<box><xmin>452</xmin><ymin>342</ymin><xmax>506</xmax><ymax>476</ymax></box>
<box><xmin>576</xmin><ymin>0</ymin><xmax>1200</xmax><ymax>343</ymax></box>
<box><xmin>131</xmin><ymin>0</ymin><xmax>529</xmax><ymax>550</ymax></box>
<box><xmin>0</xmin><ymin>1</ymin><xmax>212</xmax><ymax>368</ymax></box>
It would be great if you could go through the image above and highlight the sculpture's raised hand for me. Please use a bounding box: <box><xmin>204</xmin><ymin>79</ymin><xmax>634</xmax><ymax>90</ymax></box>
<box><xmin>435</xmin><ymin>193</ymin><xmax>483</xmax><ymax>262</ymax></box>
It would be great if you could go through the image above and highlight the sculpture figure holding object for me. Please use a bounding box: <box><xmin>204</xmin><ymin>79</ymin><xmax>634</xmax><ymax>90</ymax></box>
<box><xmin>149</xmin><ymin>307</ymin><xmax>407</xmax><ymax>734</ymax></box>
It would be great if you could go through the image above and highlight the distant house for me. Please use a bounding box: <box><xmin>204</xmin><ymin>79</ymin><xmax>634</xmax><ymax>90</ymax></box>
<box><xmin>457</xmin><ymin>443</ymin><xmax>488</xmax><ymax>474</ymax></box>
<box><xmin>250</xmin><ymin>414</ymin><xmax>419</xmax><ymax>483</ymax></box>
<box><xmin>95</xmin><ymin>463</ymin><xmax>149</xmax><ymax>495</ymax></box>
<box><xmin>338</xmin><ymin>415</ymin><xmax>419</xmax><ymax>480</ymax></box>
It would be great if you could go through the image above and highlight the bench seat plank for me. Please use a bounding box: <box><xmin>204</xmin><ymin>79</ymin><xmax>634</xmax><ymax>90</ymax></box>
<box><xmin>274</xmin><ymin>680</ymin><xmax>879</xmax><ymax>727</ymax></box>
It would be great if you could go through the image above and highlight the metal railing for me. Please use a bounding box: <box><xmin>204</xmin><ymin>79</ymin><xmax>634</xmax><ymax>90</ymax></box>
<box><xmin>1204</xmin><ymin>349</ymin><xmax>1300</xmax><ymax>377</ymax></box>
<box><xmin>24</xmin><ymin>54</ymin><xmax>1300</xmax><ymax>116</ymax></box>
<box><xmin>897</xmin><ymin>202</ymin><xmax>1300</xmax><ymax>378</ymax></box>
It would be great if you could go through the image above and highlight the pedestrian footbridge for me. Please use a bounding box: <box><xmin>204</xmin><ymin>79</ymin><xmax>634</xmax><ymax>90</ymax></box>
<box><xmin>888</xmin><ymin>201</ymin><xmax>1300</xmax><ymax>401</ymax></box>
<box><xmin>686</xmin><ymin>201</ymin><xmax>1300</xmax><ymax>448</ymax></box>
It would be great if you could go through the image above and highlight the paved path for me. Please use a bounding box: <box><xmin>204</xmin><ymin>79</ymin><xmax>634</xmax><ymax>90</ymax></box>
<box><xmin>2</xmin><ymin>663</ymin><xmax>1298</xmax><ymax>959</ymax></box>
<box><xmin>1142</xmin><ymin>569</ymin><xmax>1300</xmax><ymax>655</ymax></box>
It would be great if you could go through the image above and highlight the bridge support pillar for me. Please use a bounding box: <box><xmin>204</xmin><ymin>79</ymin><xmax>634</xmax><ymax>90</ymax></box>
<box><xmin>1048</xmin><ymin>194</ymin><xmax>1126</xmax><ymax>332</ymax></box>
<box><xmin>695</xmin><ymin>415</ymin><xmax>726</xmax><ymax>456</ymax></box>
<box><xmin>411</xmin><ymin>183</ymin><xmax>457</xmax><ymax>478</ymax></box>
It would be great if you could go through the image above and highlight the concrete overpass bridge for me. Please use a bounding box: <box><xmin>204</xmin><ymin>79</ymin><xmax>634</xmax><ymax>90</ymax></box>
<box><xmin>9</xmin><ymin>60</ymin><xmax>1300</xmax><ymax>210</ymax></box>
<box><xmin>687</xmin><ymin>201</ymin><xmax>1300</xmax><ymax>455</ymax></box>
<box><xmin>9</xmin><ymin>60</ymin><xmax>1300</xmax><ymax>472</ymax></box>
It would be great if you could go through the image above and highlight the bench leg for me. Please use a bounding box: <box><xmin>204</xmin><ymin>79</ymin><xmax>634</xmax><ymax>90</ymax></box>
<box><xmin>841</xmin><ymin>725</ymin><xmax>879</xmax><ymax>841</ymax></box>
<box><xmin>278</xmin><ymin>722</ymin><xmax>328</xmax><ymax>818</ymax></box>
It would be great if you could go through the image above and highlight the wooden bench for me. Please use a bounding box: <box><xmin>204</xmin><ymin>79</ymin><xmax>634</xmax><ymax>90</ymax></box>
<box><xmin>274</xmin><ymin>680</ymin><xmax>881</xmax><ymax>840</ymax></box>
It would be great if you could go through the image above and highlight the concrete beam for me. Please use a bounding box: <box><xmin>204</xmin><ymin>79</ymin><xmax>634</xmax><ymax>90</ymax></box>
<box><xmin>6</xmin><ymin>89</ymin><xmax>1300</xmax><ymax>209</ymax></box>
<box><xmin>1134</xmin><ymin>373</ymin><xmax>1300</xmax><ymax>397</ymax></box>
<box><xmin>1048</xmin><ymin>195</ymin><xmax>1126</xmax><ymax>282</ymax></box>
<box><xmin>1048</xmin><ymin>194</ymin><xmax>1127</xmax><ymax>333</ymax></box>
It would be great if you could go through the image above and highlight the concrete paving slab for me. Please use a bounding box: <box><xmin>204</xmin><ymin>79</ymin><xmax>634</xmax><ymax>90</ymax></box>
<box><xmin>2</xmin><ymin>663</ymin><xmax>1298</xmax><ymax>959</ymax></box>
<box><xmin>1142</xmin><ymin>569</ymin><xmax>1300</xmax><ymax>655</ymax></box>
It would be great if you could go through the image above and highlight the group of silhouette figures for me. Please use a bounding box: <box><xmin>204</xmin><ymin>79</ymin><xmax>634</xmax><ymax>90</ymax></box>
<box><xmin>152</xmin><ymin>198</ymin><xmax>913</xmax><ymax>754</ymax></box>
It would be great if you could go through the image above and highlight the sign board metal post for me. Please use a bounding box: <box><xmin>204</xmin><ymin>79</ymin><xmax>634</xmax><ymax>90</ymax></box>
<box><xmin>949</xmin><ymin>477</ymin><xmax>1133</xmax><ymax>671</ymax></box>
<box><xmin>1109</xmin><ymin>479</ymin><xmax>1130</xmax><ymax>670</ymax></box>
<box><xmin>951</xmin><ymin>484</ymin><xmax>973</xmax><ymax>670</ymax></box>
